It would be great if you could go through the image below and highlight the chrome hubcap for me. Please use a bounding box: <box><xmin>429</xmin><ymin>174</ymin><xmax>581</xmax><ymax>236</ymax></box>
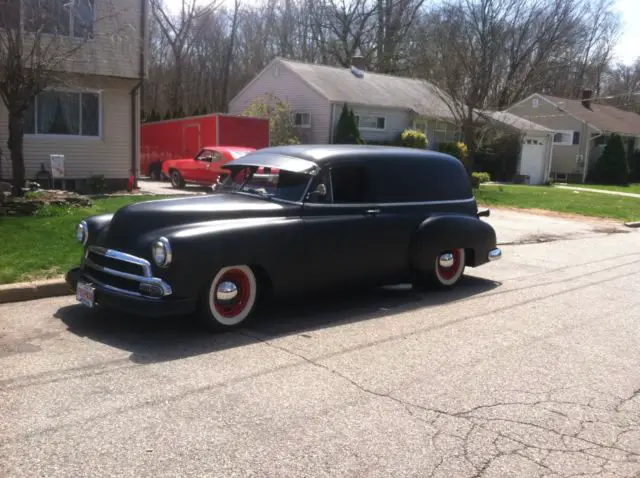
<box><xmin>438</xmin><ymin>252</ymin><xmax>454</xmax><ymax>268</ymax></box>
<box><xmin>216</xmin><ymin>281</ymin><xmax>238</xmax><ymax>302</ymax></box>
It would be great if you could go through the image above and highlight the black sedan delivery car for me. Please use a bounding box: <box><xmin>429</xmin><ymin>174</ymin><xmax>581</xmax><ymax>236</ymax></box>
<box><xmin>66</xmin><ymin>145</ymin><xmax>502</xmax><ymax>330</ymax></box>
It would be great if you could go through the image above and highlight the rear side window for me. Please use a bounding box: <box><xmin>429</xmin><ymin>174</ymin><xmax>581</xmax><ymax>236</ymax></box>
<box><xmin>330</xmin><ymin>164</ymin><xmax>374</xmax><ymax>203</ymax></box>
<box><xmin>368</xmin><ymin>157</ymin><xmax>472</xmax><ymax>203</ymax></box>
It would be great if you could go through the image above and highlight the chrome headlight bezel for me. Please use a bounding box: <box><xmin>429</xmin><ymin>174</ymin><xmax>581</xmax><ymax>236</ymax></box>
<box><xmin>76</xmin><ymin>220</ymin><xmax>88</xmax><ymax>245</ymax></box>
<box><xmin>151</xmin><ymin>237</ymin><xmax>172</xmax><ymax>268</ymax></box>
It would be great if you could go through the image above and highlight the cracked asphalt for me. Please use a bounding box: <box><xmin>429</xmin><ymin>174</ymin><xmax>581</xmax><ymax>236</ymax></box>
<box><xmin>1</xmin><ymin>208</ymin><xmax>640</xmax><ymax>477</ymax></box>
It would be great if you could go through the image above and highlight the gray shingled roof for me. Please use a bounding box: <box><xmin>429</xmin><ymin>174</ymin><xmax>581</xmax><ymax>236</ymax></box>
<box><xmin>541</xmin><ymin>94</ymin><xmax>640</xmax><ymax>136</ymax></box>
<box><xmin>478</xmin><ymin>110</ymin><xmax>552</xmax><ymax>133</ymax></box>
<box><xmin>279</xmin><ymin>58</ymin><xmax>456</xmax><ymax>121</ymax></box>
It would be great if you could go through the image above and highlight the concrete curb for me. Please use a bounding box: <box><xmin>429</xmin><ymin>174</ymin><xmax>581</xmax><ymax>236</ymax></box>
<box><xmin>624</xmin><ymin>221</ymin><xmax>640</xmax><ymax>228</ymax></box>
<box><xmin>0</xmin><ymin>277</ymin><xmax>72</xmax><ymax>304</ymax></box>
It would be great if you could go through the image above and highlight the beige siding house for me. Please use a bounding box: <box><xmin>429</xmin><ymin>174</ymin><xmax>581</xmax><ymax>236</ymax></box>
<box><xmin>508</xmin><ymin>92</ymin><xmax>640</xmax><ymax>182</ymax></box>
<box><xmin>0</xmin><ymin>0</ymin><xmax>146</xmax><ymax>190</ymax></box>
<box><xmin>228</xmin><ymin>57</ymin><xmax>462</xmax><ymax>147</ymax></box>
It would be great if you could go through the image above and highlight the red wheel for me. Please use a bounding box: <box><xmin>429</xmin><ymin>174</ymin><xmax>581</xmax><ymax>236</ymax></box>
<box><xmin>201</xmin><ymin>265</ymin><xmax>258</xmax><ymax>329</ymax></box>
<box><xmin>433</xmin><ymin>248</ymin><xmax>466</xmax><ymax>287</ymax></box>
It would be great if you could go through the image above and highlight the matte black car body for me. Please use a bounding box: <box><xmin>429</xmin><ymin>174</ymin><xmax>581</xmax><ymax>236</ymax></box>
<box><xmin>66</xmin><ymin>145</ymin><xmax>501</xmax><ymax>327</ymax></box>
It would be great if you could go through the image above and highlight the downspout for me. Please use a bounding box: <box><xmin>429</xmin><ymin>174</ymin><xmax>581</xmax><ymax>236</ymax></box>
<box><xmin>545</xmin><ymin>132</ymin><xmax>554</xmax><ymax>182</ymax></box>
<box><xmin>130</xmin><ymin>0</ymin><xmax>147</xmax><ymax>189</ymax></box>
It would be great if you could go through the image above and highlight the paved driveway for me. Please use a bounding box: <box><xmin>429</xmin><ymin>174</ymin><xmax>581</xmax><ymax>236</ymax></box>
<box><xmin>137</xmin><ymin>178</ymin><xmax>209</xmax><ymax>196</ymax></box>
<box><xmin>1</xmin><ymin>209</ymin><xmax>639</xmax><ymax>477</ymax></box>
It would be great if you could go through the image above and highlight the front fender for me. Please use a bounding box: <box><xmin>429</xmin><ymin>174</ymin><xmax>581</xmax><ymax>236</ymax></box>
<box><xmin>409</xmin><ymin>214</ymin><xmax>497</xmax><ymax>272</ymax></box>
<box><xmin>133</xmin><ymin>217</ymin><xmax>303</xmax><ymax>298</ymax></box>
<box><xmin>84</xmin><ymin>213</ymin><xmax>114</xmax><ymax>246</ymax></box>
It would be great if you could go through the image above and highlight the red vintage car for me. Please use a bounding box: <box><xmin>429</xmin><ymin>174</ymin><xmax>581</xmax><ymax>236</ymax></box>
<box><xmin>161</xmin><ymin>146</ymin><xmax>256</xmax><ymax>189</ymax></box>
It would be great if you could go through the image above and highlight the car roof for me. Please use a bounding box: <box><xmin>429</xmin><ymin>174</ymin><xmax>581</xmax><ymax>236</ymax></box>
<box><xmin>229</xmin><ymin>144</ymin><xmax>462</xmax><ymax>168</ymax></box>
<box><xmin>202</xmin><ymin>145</ymin><xmax>255</xmax><ymax>151</ymax></box>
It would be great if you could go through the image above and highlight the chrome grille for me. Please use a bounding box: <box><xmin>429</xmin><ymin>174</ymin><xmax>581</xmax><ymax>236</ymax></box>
<box><xmin>83</xmin><ymin>246</ymin><xmax>172</xmax><ymax>297</ymax></box>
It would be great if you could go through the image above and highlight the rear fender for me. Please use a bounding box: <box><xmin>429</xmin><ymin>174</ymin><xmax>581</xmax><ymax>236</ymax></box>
<box><xmin>409</xmin><ymin>214</ymin><xmax>497</xmax><ymax>272</ymax></box>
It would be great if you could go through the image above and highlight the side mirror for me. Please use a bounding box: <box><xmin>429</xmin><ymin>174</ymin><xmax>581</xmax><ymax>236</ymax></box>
<box><xmin>306</xmin><ymin>183</ymin><xmax>327</xmax><ymax>201</ymax></box>
<box><xmin>314</xmin><ymin>183</ymin><xmax>327</xmax><ymax>197</ymax></box>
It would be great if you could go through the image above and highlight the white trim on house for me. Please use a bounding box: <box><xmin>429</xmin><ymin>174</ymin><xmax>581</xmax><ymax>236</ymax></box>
<box><xmin>552</xmin><ymin>130</ymin><xmax>576</xmax><ymax>146</ymax></box>
<box><xmin>24</xmin><ymin>87</ymin><xmax>104</xmax><ymax>140</ymax></box>
<box><xmin>355</xmin><ymin>114</ymin><xmax>386</xmax><ymax>131</ymax></box>
<box><xmin>293</xmin><ymin>112</ymin><xmax>311</xmax><ymax>128</ymax></box>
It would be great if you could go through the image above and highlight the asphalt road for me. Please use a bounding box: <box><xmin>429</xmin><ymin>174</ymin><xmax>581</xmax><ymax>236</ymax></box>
<box><xmin>1</xmin><ymin>209</ymin><xmax>640</xmax><ymax>477</ymax></box>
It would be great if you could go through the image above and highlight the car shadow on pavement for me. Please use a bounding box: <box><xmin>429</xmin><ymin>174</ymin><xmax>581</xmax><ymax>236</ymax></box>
<box><xmin>55</xmin><ymin>275</ymin><xmax>500</xmax><ymax>364</ymax></box>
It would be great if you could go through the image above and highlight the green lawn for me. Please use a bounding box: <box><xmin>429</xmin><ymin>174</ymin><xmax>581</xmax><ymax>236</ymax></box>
<box><xmin>558</xmin><ymin>183</ymin><xmax>640</xmax><ymax>195</ymax></box>
<box><xmin>0</xmin><ymin>195</ymin><xmax>168</xmax><ymax>285</ymax></box>
<box><xmin>475</xmin><ymin>184</ymin><xmax>640</xmax><ymax>222</ymax></box>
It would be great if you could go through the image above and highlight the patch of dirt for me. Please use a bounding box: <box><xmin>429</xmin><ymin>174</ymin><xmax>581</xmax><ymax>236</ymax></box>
<box><xmin>499</xmin><ymin>233</ymin><xmax>569</xmax><ymax>246</ymax></box>
<box><xmin>0</xmin><ymin>190</ymin><xmax>92</xmax><ymax>216</ymax></box>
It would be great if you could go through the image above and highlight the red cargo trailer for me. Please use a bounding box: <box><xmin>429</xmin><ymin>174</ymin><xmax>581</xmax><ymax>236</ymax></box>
<box><xmin>140</xmin><ymin>114</ymin><xmax>270</xmax><ymax>179</ymax></box>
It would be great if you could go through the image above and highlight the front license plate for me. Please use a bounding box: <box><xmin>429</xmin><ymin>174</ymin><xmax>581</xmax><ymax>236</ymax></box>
<box><xmin>76</xmin><ymin>281</ymin><xmax>96</xmax><ymax>308</ymax></box>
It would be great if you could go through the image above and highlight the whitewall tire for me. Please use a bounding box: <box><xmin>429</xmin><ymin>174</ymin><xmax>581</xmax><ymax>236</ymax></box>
<box><xmin>433</xmin><ymin>248</ymin><xmax>466</xmax><ymax>287</ymax></box>
<box><xmin>201</xmin><ymin>265</ymin><xmax>258</xmax><ymax>329</ymax></box>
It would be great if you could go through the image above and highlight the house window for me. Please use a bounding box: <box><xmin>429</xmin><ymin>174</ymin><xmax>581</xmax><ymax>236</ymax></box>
<box><xmin>293</xmin><ymin>112</ymin><xmax>311</xmax><ymax>128</ymax></box>
<box><xmin>532</xmin><ymin>98</ymin><xmax>539</xmax><ymax>108</ymax></box>
<box><xmin>433</xmin><ymin>120</ymin><xmax>461</xmax><ymax>143</ymax></box>
<box><xmin>356</xmin><ymin>115</ymin><xmax>386</xmax><ymax>130</ymax></box>
<box><xmin>24</xmin><ymin>0</ymin><xmax>95</xmax><ymax>39</ymax></box>
<box><xmin>24</xmin><ymin>90</ymin><xmax>101</xmax><ymax>137</ymax></box>
<box><xmin>553</xmin><ymin>130</ymin><xmax>579</xmax><ymax>146</ymax></box>
<box><xmin>412</xmin><ymin>120</ymin><xmax>428</xmax><ymax>134</ymax></box>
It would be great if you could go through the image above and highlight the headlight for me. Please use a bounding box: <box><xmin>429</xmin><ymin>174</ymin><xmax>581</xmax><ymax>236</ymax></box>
<box><xmin>151</xmin><ymin>237</ymin><xmax>172</xmax><ymax>267</ymax></box>
<box><xmin>76</xmin><ymin>220</ymin><xmax>88</xmax><ymax>245</ymax></box>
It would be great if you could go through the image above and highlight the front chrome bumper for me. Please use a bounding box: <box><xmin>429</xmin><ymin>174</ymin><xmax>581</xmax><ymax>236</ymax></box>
<box><xmin>488</xmin><ymin>248</ymin><xmax>502</xmax><ymax>261</ymax></box>
<box><xmin>82</xmin><ymin>246</ymin><xmax>172</xmax><ymax>298</ymax></box>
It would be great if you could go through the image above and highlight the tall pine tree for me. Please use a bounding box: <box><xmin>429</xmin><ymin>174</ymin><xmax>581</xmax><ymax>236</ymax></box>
<box><xmin>593</xmin><ymin>134</ymin><xmax>629</xmax><ymax>185</ymax></box>
<box><xmin>334</xmin><ymin>103</ymin><xmax>363</xmax><ymax>144</ymax></box>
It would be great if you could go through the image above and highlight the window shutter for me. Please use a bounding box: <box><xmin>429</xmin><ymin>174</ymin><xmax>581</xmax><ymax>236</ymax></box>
<box><xmin>572</xmin><ymin>131</ymin><xmax>580</xmax><ymax>145</ymax></box>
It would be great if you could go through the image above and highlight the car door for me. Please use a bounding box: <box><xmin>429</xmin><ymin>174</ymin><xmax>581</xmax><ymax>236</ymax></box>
<box><xmin>302</xmin><ymin>160</ymin><xmax>386</xmax><ymax>288</ymax></box>
<box><xmin>191</xmin><ymin>149</ymin><xmax>216</xmax><ymax>184</ymax></box>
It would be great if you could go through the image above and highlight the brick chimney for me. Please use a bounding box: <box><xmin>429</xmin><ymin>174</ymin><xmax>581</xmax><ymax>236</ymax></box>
<box><xmin>582</xmin><ymin>88</ymin><xmax>593</xmax><ymax>109</ymax></box>
<box><xmin>351</xmin><ymin>54</ymin><xmax>366</xmax><ymax>71</ymax></box>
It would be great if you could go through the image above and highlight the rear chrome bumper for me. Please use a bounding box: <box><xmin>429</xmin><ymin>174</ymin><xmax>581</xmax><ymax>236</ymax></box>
<box><xmin>488</xmin><ymin>248</ymin><xmax>502</xmax><ymax>261</ymax></box>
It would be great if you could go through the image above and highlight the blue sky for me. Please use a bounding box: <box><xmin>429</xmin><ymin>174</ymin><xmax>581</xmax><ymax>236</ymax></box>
<box><xmin>165</xmin><ymin>0</ymin><xmax>639</xmax><ymax>65</ymax></box>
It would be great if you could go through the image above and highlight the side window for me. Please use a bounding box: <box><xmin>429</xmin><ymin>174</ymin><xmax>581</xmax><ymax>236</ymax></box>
<box><xmin>196</xmin><ymin>150</ymin><xmax>214</xmax><ymax>162</ymax></box>
<box><xmin>330</xmin><ymin>164</ymin><xmax>374</xmax><ymax>204</ymax></box>
<box><xmin>210</xmin><ymin>151</ymin><xmax>224</xmax><ymax>162</ymax></box>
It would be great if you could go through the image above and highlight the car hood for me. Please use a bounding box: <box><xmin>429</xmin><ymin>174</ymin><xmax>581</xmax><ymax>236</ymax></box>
<box><xmin>101</xmin><ymin>193</ymin><xmax>299</xmax><ymax>249</ymax></box>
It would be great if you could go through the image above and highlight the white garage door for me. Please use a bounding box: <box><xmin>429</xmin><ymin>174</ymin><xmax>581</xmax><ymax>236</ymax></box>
<box><xmin>519</xmin><ymin>136</ymin><xmax>547</xmax><ymax>185</ymax></box>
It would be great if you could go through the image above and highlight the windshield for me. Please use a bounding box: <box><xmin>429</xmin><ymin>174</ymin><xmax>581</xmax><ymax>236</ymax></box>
<box><xmin>228</xmin><ymin>150</ymin><xmax>251</xmax><ymax>160</ymax></box>
<box><xmin>219</xmin><ymin>165</ymin><xmax>312</xmax><ymax>202</ymax></box>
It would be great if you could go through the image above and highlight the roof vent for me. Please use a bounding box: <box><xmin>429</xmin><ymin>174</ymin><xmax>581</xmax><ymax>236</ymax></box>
<box><xmin>350</xmin><ymin>65</ymin><xmax>364</xmax><ymax>78</ymax></box>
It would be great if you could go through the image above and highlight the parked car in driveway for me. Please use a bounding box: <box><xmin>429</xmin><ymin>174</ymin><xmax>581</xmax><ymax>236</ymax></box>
<box><xmin>161</xmin><ymin>146</ymin><xmax>255</xmax><ymax>188</ymax></box>
<box><xmin>66</xmin><ymin>145</ymin><xmax>502</xmax><ymax>331</ymax></box>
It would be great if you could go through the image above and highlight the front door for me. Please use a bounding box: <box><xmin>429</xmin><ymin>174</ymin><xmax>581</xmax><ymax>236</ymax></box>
<box><xmin>303</xmin><ymin>162</ymin><xmax>385</xmax><ymax>288</ymax></box>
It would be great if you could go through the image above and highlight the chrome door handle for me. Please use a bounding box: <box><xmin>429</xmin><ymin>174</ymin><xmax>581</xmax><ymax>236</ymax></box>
<box><xmin>365</xmin><ymin>208</ymin><xmax>380</xmax><ymax>215</ymax></box>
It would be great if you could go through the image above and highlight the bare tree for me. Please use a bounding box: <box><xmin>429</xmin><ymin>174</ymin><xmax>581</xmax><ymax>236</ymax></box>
<box><xmin>141</xmin><ymin>0</ymin><xmax>627</xmax><ymax>142</ymax></box>
<box><xmin>149</xmin><ymin>0</ymin><xmax>218</xmax><ymax>114</ymax></box>
<box><xmin>0</xmin><ymin>0</ymin><xmax>124</xmax><ymax>194</ymax></box>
